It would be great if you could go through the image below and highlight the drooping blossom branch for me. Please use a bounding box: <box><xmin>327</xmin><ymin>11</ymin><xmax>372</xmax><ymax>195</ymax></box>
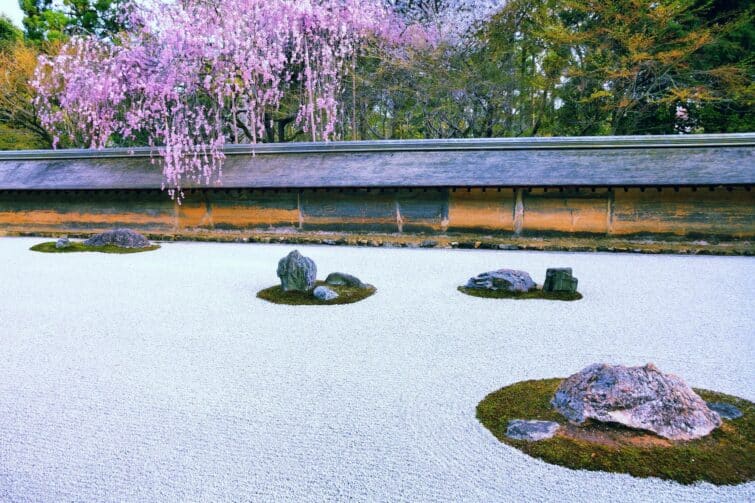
<box><xmin>32</xmin><ymin>0</ymin><xmax>405</xmax><ymax>198</ymax></box>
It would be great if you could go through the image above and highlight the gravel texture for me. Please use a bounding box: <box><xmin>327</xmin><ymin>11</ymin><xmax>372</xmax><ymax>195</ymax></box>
<box><xmin>0</xmin><ymin>237</ymin><xmax>753</xmax><ymax>502</ymax></box>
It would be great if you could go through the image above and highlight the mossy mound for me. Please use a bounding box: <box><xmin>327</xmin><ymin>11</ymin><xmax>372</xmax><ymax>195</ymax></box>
<box><xmin>477</xmin><ymin>378</ymin><xmax>754</xmax><ymax>485</ymax></box>
<box><xmin>458</xmin><ymin>286</ymin><xmax>582</xmax><ymax>301</ymax></box>
<box><xmin>30</xmin><ymin>241</ymin><xmax>160</xmax><ymax>254</ymax></box>
<box><xmin>257</xmin><ymin>281</ymin><xmax>376</xmax><ymax>305</ymax></box>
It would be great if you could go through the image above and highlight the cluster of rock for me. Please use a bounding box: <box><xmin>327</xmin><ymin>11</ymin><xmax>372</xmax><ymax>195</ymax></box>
<box><xmin>276</xmin><ymin>250</ymin><xmax>370</xmax><ymax>302</ymax></box>
<box><xmin>506</xmin><ymin>363</ymin><xmax>742</xmax><ymax>443</ymax></box>
<box><xmin>84</xmin><ymin>228</ymin><xmax>152</xmax><ymax>248</ymax></box>
<box><xmin>51</xmin><ymin>229</ymin><xmax>152</xmax><ymax>250</ymax></box>
<box><xmin>464</xmin><ymin>267</ymin><xmax>578</xmax><ymax>294</ymax></box>
<box><xmin>466</xmin><ymin>269</ymin><xmax>536</xmax><ymax>293</ymax></box>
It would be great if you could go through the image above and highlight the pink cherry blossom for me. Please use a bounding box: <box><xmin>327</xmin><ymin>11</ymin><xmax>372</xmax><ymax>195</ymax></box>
<box><xmin>32</xmin><ymin>0</ymin><xmax>410</xmax><ymax>199</ymax></box>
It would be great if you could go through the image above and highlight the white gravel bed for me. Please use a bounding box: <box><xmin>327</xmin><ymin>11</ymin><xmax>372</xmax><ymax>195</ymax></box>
<box><xmin>0</xmin><ymin>237</ymin><xmax>753</xmax><ymax>502</ymax></box>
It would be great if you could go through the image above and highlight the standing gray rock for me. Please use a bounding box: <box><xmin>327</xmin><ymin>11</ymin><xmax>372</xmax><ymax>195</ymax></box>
<box><xmin>84</xmin><ymin>228</ymin><xmax>151</xmax><ymax>248</ymax></box>
<box><xmin>277</xmin><ymin>250</ymin><xmax>317</xmax><ymax>292</ymax></box>
<box><xmin>313</xmin><ymin>286</ymin><xmax>338</xmax><ymax>301</ymax></box>
<box><xmin>506</xmin><ymin>420</ymin><xmax>560</xmax><ymax>441</ymax></box>
<box><xmin>55</xmin><ymin>237</ymin><xmax>71</xmax><ymax>249</ymax></box>
<box><xmin>325</xmin><ymin>272</ymin><xmax>365</xmax><ymax>288</ymax></box>
<box><xmin>543</xmin><ymin>268</ymin><xmax>578</xmax><ymax>293</ymax></box>
<box><xmin>465</xmin><ymin>269</ymin><xmax>536</xmax><ymax>293</ymax></box>
<box><xmin>552</xmin><ymin>363</ymin><xmax>722</xmax><ymax>441</ymax></box>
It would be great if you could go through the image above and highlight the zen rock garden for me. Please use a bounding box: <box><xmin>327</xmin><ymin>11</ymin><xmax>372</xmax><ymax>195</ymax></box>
<box><xmin>31</xmin><ymin>228</ymin><xmax>158</xmax><ymax>254</ymax></box>
<box><xmin>3</xmin><ymin>234</ymin><xmax>753</xmax><ymax>499</ymax></box>
<box><xmin>459</xmin><ymin>267</ymin><xmax>582</xmax><ymax>300</ymax></box>
<box><xmin>477</xmin><ymin>362</ymin><xmax>753</xmax><ymax>485</ymax></box>
<box><xmin>257</xmin><ymin>250</ymin><xmax>376</xmax><ymax>305</ymax></box>
<box><xmin>18</xmin><ymin>235</ymin><xmax>754</xmax><ymax>489</ymax></box>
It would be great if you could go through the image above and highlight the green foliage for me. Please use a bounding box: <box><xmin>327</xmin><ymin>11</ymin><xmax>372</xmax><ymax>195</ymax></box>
<box><xmin>20</xmin><ymin>0</ymin><xmax>125</xmax><ymax>42</ymax></box>
<box><xmin>10</xmin><ymin>0</ymin><xmax>753</xmax><ymax>147</ymax></box>
<box><xmin>485</xmin><ymin>0</ymin><xmax>754</xmax><ymax>135</ymax></box>
<box><xmin>257</xmin><ymin>281</ymin><xmax>377</xmax><ymax>305</ymax></box>
<box><xmin>1</xmin><ymin>15</ymin><xmax>51</xmax><ymax>150</ymax></box>
<box><xmin>477</xmin><ymin>378</ymin><xmax>755</xmax><ymax>485</ymax></box>
<box><xmin>0</xmin><ymin>14</ymin><xmax>22</xmax><ymax>49</ymax></box>
<box><xmin>0</xmin><ymin>40</ymin><xmax>55</xmax><ymax>148</ymax></box>
<box><xmin>21</xmin><ymin>0</ymin><xmax>66</xmax><ymax>42</ymax></box>
<box><xmin>350</xmin><ymin>0</ymin><xmax>753</xmax><ymax>140</ymax></box>
<box><xmin>30</xmin><ymin>241</ymin><xmax>160</xmax><ymax>253</ymax></box>
<box><xmin>0</xmin><ymin>124</ymin><xmax>49</xmax><ymax>150</ymax></box>
<box><xmin>688</xmin><ymin>0</ymin><xmax>755</xmax><ymax>133</ymax></box>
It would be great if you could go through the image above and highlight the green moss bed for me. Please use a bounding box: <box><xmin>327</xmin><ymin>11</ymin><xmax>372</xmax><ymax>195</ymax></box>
<box><xmin>30</xmin><ymin>241</ymin><xmax>160</xmax><ymax>254</ymax></box>
<box><xmin>458</xmin><ymin>286</ymin><xmax>582</xmax><ymax>301</ymax></box>
<box><xmin>476</xmin><ymin>378</ymin><xmax>754</xmax><ymax>485</ymax></box>
<box><xmin>257</xmin><ymin>281</ymin><xmax>376</xmax><ymax>305</ymax></box>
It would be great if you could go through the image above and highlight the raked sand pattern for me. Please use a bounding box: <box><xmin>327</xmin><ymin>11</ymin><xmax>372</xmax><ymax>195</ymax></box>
<box><xmin>0</xmin><ymin>238</ymin><xmax>753</xmax><ymax>502</ymax></box>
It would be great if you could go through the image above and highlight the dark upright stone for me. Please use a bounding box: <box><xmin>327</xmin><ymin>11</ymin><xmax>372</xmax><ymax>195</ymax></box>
<box><xmin>277</xmin><ymin>250</ymin><xmax>317</xmax><ymax>292</ymax></box>
<box><xmin>543</xmin><ymin>268</ymin><xmax>578</xmax><ymax>293</ymax></box>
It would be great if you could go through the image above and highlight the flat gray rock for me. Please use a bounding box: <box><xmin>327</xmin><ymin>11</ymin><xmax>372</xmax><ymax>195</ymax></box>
<box><xmin>543</xmin><ymin>268</ymin><xmax>578</xmax><ymax>293</ymax></box>
<box><xmin>325</xmin><ymin>272</ymin><xmax>365</xmax><ymax>288</ymax></box>
<box><xmin>552</xmin><ymin>363</ymin><xmax>721</xmax><ymax>440</ymax></box>
<box><xmin>706</xmin><ymin>402</ymin><xmax>743</xmax><ymax>420</ymax></box>
<box><xmin>277</xmin><ymin>250</ymin><xmax>317</xmax><ymax>292</ymax></box>
<box><xmin>55</xmin><ymin>237</ymin><xmax>70</xmax><ymax>249</ymax></box>
<box><xmin>313</xmin><ymin>286</ymin><xmax>338</xmax><ymax>301</ymax></box>
<box><xmin>465</xmin><ymin>269</ymin><xmax>536</xmax><ymax>293</ymax></box>
<box><xmin>83</xmin><ymin>228</ymin><xmax>150</xmax><ymax>248</ymax></box>
<box><xmin>506</xmin><ymin>420</ymin><xmax>560</xmax><ymax>441</ymax></box>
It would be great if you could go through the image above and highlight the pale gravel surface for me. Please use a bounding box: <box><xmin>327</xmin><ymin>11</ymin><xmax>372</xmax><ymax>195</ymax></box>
<box><xmin>0</xmin><ymin>237</ymin><xmax>753</xmax><ymax>502</ymax></box>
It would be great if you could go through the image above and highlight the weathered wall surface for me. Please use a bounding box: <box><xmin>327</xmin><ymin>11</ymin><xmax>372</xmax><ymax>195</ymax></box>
<box><xmin>1</xmin><ymin>186</ymin><xmax>752</xmax><ymax>240</ymax></box>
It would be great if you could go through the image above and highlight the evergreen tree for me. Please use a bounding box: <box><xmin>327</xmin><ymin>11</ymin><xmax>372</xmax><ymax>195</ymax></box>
<box><xmin>19</xmin><ymin>0</ymin><xmax>125</xmax><ymax>42</ymax></box>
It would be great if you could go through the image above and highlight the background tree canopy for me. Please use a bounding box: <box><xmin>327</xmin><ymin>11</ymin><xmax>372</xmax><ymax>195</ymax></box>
<box><xmin>0</xmin><ymin>0</ymin><xmax>752</xmax><ymax>151</ymax></box>
<box><xmin>20</xmin><ymin>0</ymin><xmax>125</xmax><ymax>41</ymax></box>
<box><xmin>350</xmin><ymin>0</ymin><xmax>753</xmax><ymax>139</ymax></box>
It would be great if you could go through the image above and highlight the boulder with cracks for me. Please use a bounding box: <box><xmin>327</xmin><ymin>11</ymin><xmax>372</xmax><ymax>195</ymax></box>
<box><xmin>552</xmin><ymin>363</ymin><xmax>721</xmax><ymax>441</ymax></box>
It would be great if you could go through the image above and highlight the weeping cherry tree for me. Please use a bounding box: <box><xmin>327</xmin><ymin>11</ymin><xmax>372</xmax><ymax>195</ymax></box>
<box><xmin>32</xmin><ymin>0</ymin><xmax>405</xmax><ymax>198</ymax></box>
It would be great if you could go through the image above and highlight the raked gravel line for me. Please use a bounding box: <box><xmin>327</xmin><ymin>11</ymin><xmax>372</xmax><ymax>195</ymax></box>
<box><xmin>0</xmin><ymin>237</ymin><xmax>753</xmax><ymax>502</ymax></box>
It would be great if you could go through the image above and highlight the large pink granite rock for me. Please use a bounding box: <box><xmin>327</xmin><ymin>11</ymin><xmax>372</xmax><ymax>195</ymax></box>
<box><xmin>552</xmin><ymin>363</ymin><xmax>721</xmax><ymax>441</ymax></box>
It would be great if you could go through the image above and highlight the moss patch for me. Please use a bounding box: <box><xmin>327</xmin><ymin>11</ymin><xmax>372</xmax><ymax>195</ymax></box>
<box><xmin>477</xmin><ymin>378</ymin><xmax>754</xmax><ymax>485</ymax></box>
<box><xmin>458</xmin><ymin>286</ymin><xmax>582</xmax><ymax>301</ymax></box>
<box><xmin>257</xmin><ymin>281</ymin><xmax>376</xmax><ymax>305</ymax></box>
<box><xmin>30</xmin><ymin>241</ymin><xmax>160</xmax><ymax>254</ymax></box>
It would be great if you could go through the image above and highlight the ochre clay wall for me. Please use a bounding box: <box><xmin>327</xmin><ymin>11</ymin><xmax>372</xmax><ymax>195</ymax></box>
<box><xmin>0</xmin><ymin>186</ymin><xmax>752</xmax><ymax>240</ymax></box>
